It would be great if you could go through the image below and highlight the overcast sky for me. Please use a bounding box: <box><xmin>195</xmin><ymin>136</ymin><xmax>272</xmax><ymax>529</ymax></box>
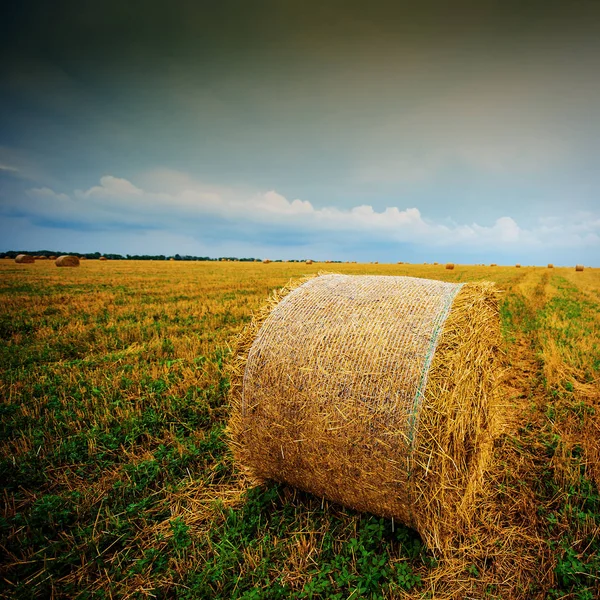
<box><xmin>1</xmin><ymin>0</ymin><xmax>599</xmax><ymax>264</ymax></box>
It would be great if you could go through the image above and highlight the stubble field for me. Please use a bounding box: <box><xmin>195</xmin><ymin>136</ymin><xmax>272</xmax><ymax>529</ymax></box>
<box><xmin>1</xmin><ymin>259</ymin><xmax>599</xmax><ymax>599</ymax></box>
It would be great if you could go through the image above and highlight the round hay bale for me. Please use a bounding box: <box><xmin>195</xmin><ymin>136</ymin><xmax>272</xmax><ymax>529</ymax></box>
<box><xmin>548</xmin><ymin>264</ymin><xmax>554</xmax><ymax>268</ymax></box>
<box><xmin>490</xmin><ymin>263</ymin><xmax>497</xmax><ymax>267</ymax></box>
<box><xmin>305</xmin><ymin>259</ymin><xmax>313</xmax><ymax>265</ymax></box>
<box><xmin>55</xmin><ymin>255</ymin><xmax>80</xmax><ymax>267</ymax></box>
<box><xmin>229</xmin><ymin>274</ymin><xmax>500</xmax><ymax>552</ymax></box>
<box><xmin>575</xmin><ymin>264</ymin><xmax>584</xmax><ymax>272</ymax></box>
<box><xmin>263</xmin><ymin>259</ymin><xmax>272</xmax><ymax>264</ymax></box>
<box><xmin>49</xmin><ymin>256</ymin><xmax>57</xmax><ymax>260</ymax></box>
<box><xmin>15</xmin><ymin>254</ymin><xmax>35</xmax><ymax>264</ymax></box>
<box><xmin>515</xmin><ymin>264</ymin><xmax>521</xmax><ymax>268</ymax></box>
<box><xmin>445</xmin><ymin>263</ymin><xmax>454</xmax><ymax>270</ymax></box>
<box><xmin>99</xmin><ymin>256</ymin><xmax>107</xmax><ymax>261</ymax></box>
<box><xmin>80</xmin><ymin>256</ymin><xmax>87</xmax><ymax>260</ymax></box>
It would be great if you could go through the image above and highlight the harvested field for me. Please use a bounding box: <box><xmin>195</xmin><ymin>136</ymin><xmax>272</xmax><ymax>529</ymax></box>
<box><xmin>0</xmin><ymin>260</ymin><xmax>598</xmax><ymax>599</ymax></box>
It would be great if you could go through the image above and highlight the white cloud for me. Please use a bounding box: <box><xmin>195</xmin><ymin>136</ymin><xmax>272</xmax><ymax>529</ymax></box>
<box><xmin>9</xmin><ymin>173</ymin><xmax>599</xmax><ymax>256</ymax></box>
<box><xmin>82</xmin><ymin>175</ymin><xmax>143</xmax><ymax>198</ymax></box>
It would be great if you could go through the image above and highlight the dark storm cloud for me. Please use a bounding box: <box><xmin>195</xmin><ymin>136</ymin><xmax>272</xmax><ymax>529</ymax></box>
<box><xmin>4</xmin><ymin>0</ymin><xmax>600</xmax><ymax>72</ymax></box>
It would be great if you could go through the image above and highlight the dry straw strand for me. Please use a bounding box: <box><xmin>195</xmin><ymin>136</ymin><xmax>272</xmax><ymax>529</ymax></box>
<box><xmin>228</xmin><ymin>274</ymin><xmax>500</xmax><ymax>554</ymax></box>
<box><xmin>55</xmin><ymin>255</ymin><xmax>80</xmax><ymax>267</ymax></box>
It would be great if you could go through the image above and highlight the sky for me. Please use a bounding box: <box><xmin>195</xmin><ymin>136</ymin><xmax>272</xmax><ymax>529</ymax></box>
<box><xmin>1</xmin><ymin>0</ymin><xmax>599</xmax><ymax>264</ymax></box>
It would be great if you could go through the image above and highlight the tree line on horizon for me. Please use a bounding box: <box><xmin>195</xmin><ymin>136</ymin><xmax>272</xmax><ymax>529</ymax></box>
<box><xmin>1</xmin><ymin>251</ymin><xmax>320</xmax><ymax>263</ymax></box>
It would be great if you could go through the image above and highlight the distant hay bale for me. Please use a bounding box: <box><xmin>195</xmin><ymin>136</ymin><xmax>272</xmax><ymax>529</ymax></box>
<box><xmin>263</xmin><ymin>259</ymin><xmax>272</xmax><ymax>264</ymax></box>
<box><xmin>99</xmin><ymin>256</ymin><xmax>107</xmax><ymax>261</ymax></box>
<box><xmin>575</xmin><ymin>265</ymin><xmax>584</xmax><ymax>272</ymax></box>
<box><xmin>515</xmin><ymin>264</ymin><xmax>521</xmax><ymax>268</ymax></box>
<box><xmin>305</xmin><ymin>260</ymin><xmax>313</xmax><ymax>265</ymax></box>
<box><xmin>170</xmin><ymin>258</ymin><xmax>175</xmax><ymax>261</ymax></box>
<box><xmin>15</xmin><ymin>254</ymin><xmax>35</xmax><ymax>264</ymax></box>
<box><xmin>228</xmin><ymin>274</ymin><xmax>500</xmax><ymax>553</ymax></box>
<box><xmin>49</xmin><ymin>256</ymin><xmax>57</xmax><ymax>260</ymax></box>
<box><xmin>548</xmin><ymin>264</ymin><xmax>554</xmax><ymax>268</ymax></box>
<box><xmin>80</xmin><ymin>256</ymin><xmax>87</xmax><ymax>260</ymax></box>
<box><xmin>433</xmin><ymin>262</ymin><xmax>439</xmax><ymax>265</ymax></box>
<box><xmin>397</xmin><ymin>261</ymin><xmax>403</xmax><ymax>264</ymax></box>
<box><xmin>445</xmin><ymin>263</ymin><xmax>454</xmax><ymax>270</ymax></box>
<box><xmin>374</xmin><ymin>261</ymin><xmax>379</xmax><ymax>264</ymax></box>
<box><xmin>490</xmin><ymin>263</ymin><xmax>497</xmax><ymax>267</ymax></box>
<box><xmin>55</xmin><ymin>255</ymin><xmax>80</xmax><ymax>267</ymax></box>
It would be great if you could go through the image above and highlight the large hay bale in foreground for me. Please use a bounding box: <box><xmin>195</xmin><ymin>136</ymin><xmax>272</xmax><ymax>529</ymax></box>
<box><xmin>575</xmin><ymin>264</ymin><xmax>584</xmax><ymax>272</ymax></box>
<box><xmin>229</xmin><ymin>274</ymin><xmax>500</xmax><ymax>552</ymax></box>
<box><xmin>55</xmin><ymin>255</ymin><xmax>80</xmax><ymax>267</ymax></box>
<box><xmin>15</xmin><ymin>254</ymin><xmax>34</xmax><ymax>264</ymax></box>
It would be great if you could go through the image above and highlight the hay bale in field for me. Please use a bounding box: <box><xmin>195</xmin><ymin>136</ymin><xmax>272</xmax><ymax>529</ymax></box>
<box><xmin>263</xmin><ymin>259</ymin><xmax>272</xmax><ymax>264</ymax></box>
<box><xmin>490</xmin><ymin>263</ymin><xmax>497</xmax><ymax>267</ymax></box>
<box><xmin>49</xmin><ymin>255</ymin><xmax>57</xmax><ymax>260</ymax></box>
<box><xmin>99</xmin><ymin>256</ymin><xmax>107</xmax><ymax>261</ymax></box>
<box><xmin>575</xmin><ymin>264</ymin><xmax>584</xmax><ymax>272</ymax></box>
<box><xmin>515</xmin><ymin>264</ymin><xmax>521</xmax><ymax>268</ymax></box>
<box><xmin>397</xmin><ymin>261</ymin><xmax>403</xmax><ymax>264</ymax></box>
<box><xmin>80</xmin><ymin>256</ymin><xmax>87</xmax><ymax>260</ymax></box>
<box><xmin>305</xmin><ymin>260</ymin><xmax>313</xmax><ymax>265</ymax></box>
<box><xmin>55</xmin><ymin>255</ymin><xmax>80</xmax><ymax>267</ymax></box>
<box><xmin>15</xmin><ymin>254</ymin><xmax>35</xmax><ymax>264</ymax></box>
<box><xmin>445</xmin><ymin>263</ymin><xmax>454</xmax><ymax>270</ymax></box>
<box><xmin>548</xmin><ymin>264</ymin><xmax>553</xmax><ymax>268</ymax></box>
<box><xmin>433</xmin><ymin>262</ymin><xmax>439</xmax><ymax>265</ymax></box>
<box><xmin>228</xmin><ymin>274</ymin><xmax>500</xmax><ymax>553</ymax></box>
